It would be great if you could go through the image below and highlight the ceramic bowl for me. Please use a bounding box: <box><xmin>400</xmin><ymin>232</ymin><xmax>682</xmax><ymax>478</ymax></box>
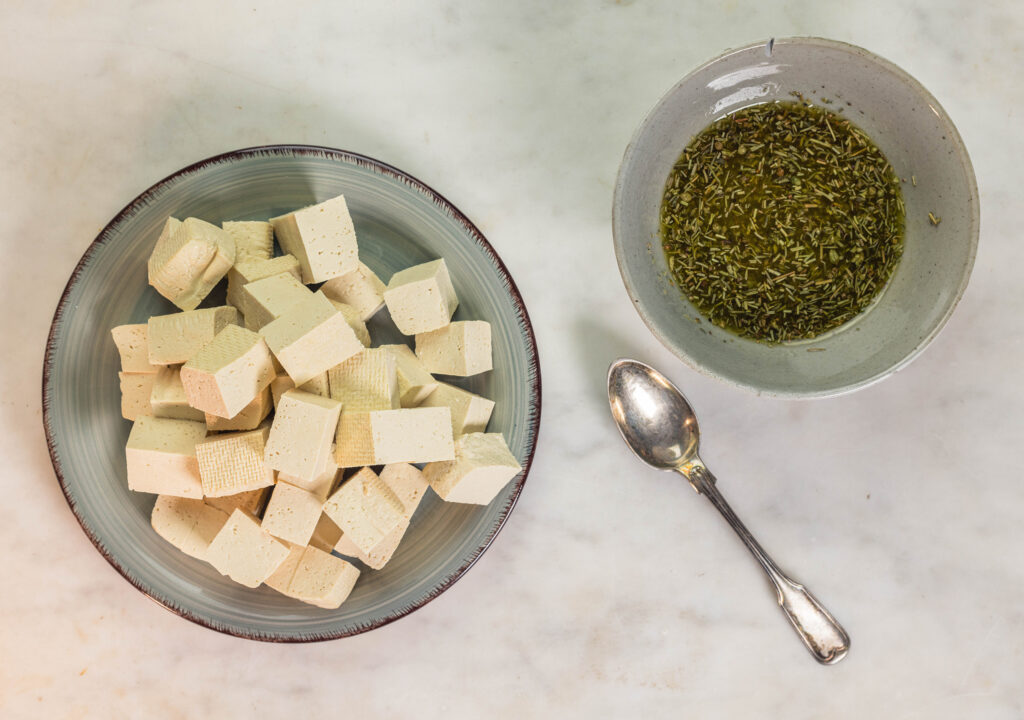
<box><xmin>613</xmin><ymin>37</ymin><xmax>979</xmax><ymax>397</ymax></box>
<box><xmin>43</xmin><ymin>145</ymin><xmax>541</xmax><ymax>641</ymax></box>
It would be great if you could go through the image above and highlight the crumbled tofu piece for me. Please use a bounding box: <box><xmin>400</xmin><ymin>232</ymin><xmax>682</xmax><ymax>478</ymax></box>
<box><xmin>228</xmin><ymin>256</ymin><xmax>302</xmax><ymax>321</ymax></box>
<box><xmin>150</xmin><ymin>366</ymin><xmax>205</xmax><ymax>422</ymax></box>
<box><xmin>222</xmin><ymin>221</ymin><xmax>273</xmax><ymax>264</ymax></box>
<box><xmin>383</xmin><ymin>259</ymin><xmax>458</xmax><ymax>335</ymax></box>
<box><xmin>330</xmin><ymin>300</ymin><xmax>371</xmax><ymax>346</ymax></box>
<box><xmin>320</xmin><ymin>262</ymin><xmax>386</xmax><ymax>321</ymax></box>
<box><xmin>424</xmin><ymin>432</ymin><xmax>521</xmax><ymax>505</ymax></box>
<box><xmin>328</xmin><ymin>348</ymin><xmax>399</xmax><ymax>413</ymax></box>
<box><xmin>270</xmin><ymin>194</ymin><xmax>359</xmax><ymax>283</ymax></box>
<box><xmin>381</xmin><ymin>344</ymin><xmax>439</xmax><ymax>407</ymax></box>
<box><xmin>205</xmin><ymin>509</ymin><xmax>290</xmax><ymax>588</ymax></box>
<box><xmin>264</xmin><ymin>390</ymin><xmax>341</xmax><ymax>482</ymax></box>
<box><xmin>261</xmin><ymin>480</ymin><xmax>325</xmax><ymax>546</ymax></box>
<box><xmin>335</xmin><ymin>407</ymin><xmax>455</xmax><ymax>467</ymax></box>
<box><xmin>323</xmin><ymin>467</ymin><xmax>405</xmax><ymax>553</ymax></box>
<box><xmin>111</xmin><ymin>324</ymin><xmax>160</xmax><ymax>373</ymax></box>
<box><xmin>415</xmin><ymin>321</ymin><xmax>492</xmax><ymax>377</ymax></box>
<box><xmin>151</xmin><ymin>495</ymin><xmax>229</xmax><ymax>561</ymax></box>
<box><xmin>147</xmin><ymin>306</ymin><xmax>239</xmax><ymax>365</ymax></box>
<box><xmin>240</xmin><ymin>271</ymin><xmax>313</xmax><ymax>330</ymax></box>
<box><xmin>195</xmin><ymin>426</ymin><xmax>276</xmax><ymax>497</ymax></box>
<box><xmin>205</xmin><ymin>386</ymin><xmax>272</xmax><ymax>432</ymax></box>
<box><xmin>204</xmin><ymin>487</ymin><xmax>271</xmax><ymax>517</ymax></box>
<box><xmin>419</xmin><ymin>381</ymin><xmax>494</xmax><ymax>435</ymax></box>
<box><xmin>308</xmin><ymin>513</ymin><xmax>343</xmax><ymax>552</ymax></box>
<box><xmin>180</xmin><ymin>325</ymin><xmax>276</xmax><ymax>418</ymax></box>
<box><xmin>125</xmin><ymin>416</ymin><xmax>207</xmax><ymax>498</ymax></box>
<box><xmin>267</xmin><ymin>545</ymin><xmax>360</xmax><ymax>609</ymax></box>
<box><xmin>119</xmin><ymin>372</ymin><xmax>155</xmax><ymax>421</ymax></box>
<box><xmin>148</xmin><ymin>217</ymin><xmax>235</xmax><ymax>311</ymax></box>
<box><xmin>260</xmin><ymin>291</ymin><xmax>363</xmax><ymax>386</ymax></box>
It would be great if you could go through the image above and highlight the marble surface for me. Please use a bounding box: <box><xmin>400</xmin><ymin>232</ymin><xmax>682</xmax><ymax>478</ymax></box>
<box><xmin>2</xmin><ymin>0</ymin><xmax>1022</xmax><ymax>717</ymax></box>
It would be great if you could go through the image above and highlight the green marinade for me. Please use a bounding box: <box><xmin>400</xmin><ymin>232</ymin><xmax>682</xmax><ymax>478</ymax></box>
<box><xmin>660</xmin><ymin>100</ymin><xmax>905</xmax><ymax>343</ymax></box>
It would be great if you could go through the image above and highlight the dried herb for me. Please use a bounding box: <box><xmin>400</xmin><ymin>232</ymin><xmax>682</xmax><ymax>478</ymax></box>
<box><xmin>661</xmin><ymin>101</ymin><xmax>905</xmax><ymax>343</ymax></box>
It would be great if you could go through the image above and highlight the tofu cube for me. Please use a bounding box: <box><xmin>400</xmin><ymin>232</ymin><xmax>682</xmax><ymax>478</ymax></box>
<box><xmin>204</xmin><ymin>487</ymin><xmax>271</xmax><ymax>517</ymax></box>
<box><xmin>320</xmin><ymin>262</ymin><xmax>386</xmax><ymax>321</ymax></box>
<box><xmin>330</xmin><ymin>300</ymin><xmax>371</xmax><ymax>346</ymax></box>
<box><xmin>227</xmin><ymin>256</ymin><xmax>302</xmax><ymax>321</ymax></box>
<box><xmin>381</xmin><ymin>344</ymin><xmax>439</xmax><ymax>407</ymax></box>
<box><xmin>150</xmin><ymin>366</ymin><xmax>205</xmax><ymax>422</ymax></box>
<box><xmin>334</xmin><ymin>523</ymin><xmax>407</xmax><ymax>570</ymax></box>
<box><xmin>240</xmin><ymin>271</ymin><xmax>313</xmax><ymax>330</ymax></box>
<box><xmin>415</xmin><ymin>321</ymin><xmax>492</xmax><ymax>377</ymax></box>
<box><xmin>270</xmin><ymin>194</ymin><xmax>359</xmax><ymax>283</ymax></box>
<box><xmin>119</xmin><ymin>372</ymin><xmax>155</xmax><ymax>421</ymax></box>
<box><xmin>264</xmin><ymin>544</ymin><xmax>305</xmax><ymax>594</ymax></box>
<box><xmin>383</xmin><ymin>259</ymin><xmax>458</xmax><ymax>335</ymax></box>
<box><xmin>308</xmin><ymin>513</ymin><xmax>343</xmax><ymax>553</ymax></box>
<box><xmin>264</xmin><ymin>389</ymin><xmax>341</xmax><ymax>482</ymax></box>
<box><xmin>204</xmin><ymin>386</ymin><xmax>272</xmax><ymax>432</ymax></box>
<box><xmin>269</xmin><ymin>373</ymin><xmax>329</xmax><ymax>410</ymax></box>
<box><xmin>180</xmin><ymin>324</ymin><xmax>276</xmax><ymax>418</ymax></box>
<box><xmin>424</xmin><ymin>432</ymin><xmax>521</xmax><ymax>505</ymax></box>
<box><xmin>125</xmin><ymin>416</ymin><xmax>207</xmax><ymax>498</ymax></box>
<box><xmin>267</xmin><ymin>545</ymin><xmax>360</xmax><ymax>609</ymax></box>
<box><xmin>205</xmin><ymin>509</ymin><xmax>290</xmax><ymax>588</ymax></box>
<box><xmin>222</xmin><ymin>221</ymin><xmax>273</xmax><ymax>264</ymax></box>
<box><xmin>278</xmin><ymin>444</ymin><xmax>339</xmax><ymax>500</ymax></box>
<box><xmin>195</xmin><ymin>426</ymin><xmax>276</xmax><ymax>497</ymax></box>
<box><xmin>260</xmin><ymin>291</ymin><xmax>363</xmax><ymax>386</ymax></box>
<box><xmin>419</xmin><ymin>381</ymin><xmax>495</xmax><ymax>435</ymax></box>
<box><xmin>111</xmin><ymin>324</ymin><xmax>160</xmax><ymax>373</ymax></box>
<box><xmin>261</xmin><ymin>480</ymin><xmax>324</xmax><ymax>546</ymax></box>
<box><xmin>151</xmin><ymin>495</ymin><xmax>229</xmax><ymax>561</ymax></box>
<box><xmin>147</xmin><ymin>306</ymin><xmax>239</xmax><ymax>365</ymax></box>
<box><xmin>334</xmin><ymin>407</ymin><xmax>455</xmax><ymax>467</ymax></box>
<box><xmin>148</xmin><ymin>217</ymin><xmax>235</xmax><ymax>311</ymax></box>
<box><xmin>327</xmin><ymin>348</ymin><xmax>399</xmax><ymax>413</ymax></box>
<box><xmin>323</xmin><ymin>467</ymin><xmax>405</xmax><ymax>553</ymax></box>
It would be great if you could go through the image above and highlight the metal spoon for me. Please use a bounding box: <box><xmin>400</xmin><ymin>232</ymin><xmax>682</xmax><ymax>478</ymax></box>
<box><xmin>607</xmin><ymin>359</ymin><xmax>850</xmax><ymax>665</ymax></box>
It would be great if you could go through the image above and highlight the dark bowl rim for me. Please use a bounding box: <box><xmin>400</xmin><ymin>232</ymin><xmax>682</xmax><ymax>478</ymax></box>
<box><xmin>41</xmin><ymin>143</ymin><xmax>542</xmax><ymax>642</ymax></box>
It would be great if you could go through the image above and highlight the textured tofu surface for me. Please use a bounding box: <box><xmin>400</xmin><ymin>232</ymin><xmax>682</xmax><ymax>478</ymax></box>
<box><xmin>205</xmin><ymin>509</ymin><xmax>290</xmax><ymax>588</ymax></box>
<box><xmin>381</xmin><ymin>344</ymin><xmax>439</xmax><ymax>407</ymax></box>
<box><xmin>147</xmin><ymin>306</ymin><xmax>238</xmax><ymax>365</ymax></box>
<box><xmin>151</xmin><ymin>495</ymin><xmax>229</xmax><ymax>561</ymax></box>
<box><xmin>270</xmin><ymin>194</ymin><xmax>359</xmax><ymax>283</ymax></box>
<box><xmin>195</xmin><ymin>426</ymin><xmax>275</xmax><ymax>497</ymax></box>
<box><xmin>383</xmin><ymin>259</ymin><xmax>459</xmax><ymax>335</ymax></box>
<box><xmin>328</xmin><ymin>348</ymin><xmax>399</xmax><ymax>413</ymax></box>
<box><xmin>119</xmin><ymin>372</ymin><xmax>155</xmax><ymax>421</ymax></box>
<box><xmin>424</xmin><ymin>432</ymin><xmax>522</xmax><ymax>505</ymax></box>
<box><xmin>323</xmin><ymin>467</ymin><xmax>405</xmax><ymax>553</ymax></box>
<box><xmin>415</xmin><ymin>321</ymin><xmax>493</xmax><ymax>377</ymax></box>
<box><xmin>150</xmin><ymin>366</ymin><xmax>205</xmax><ymax>422</ymax></box>
<box><xmin>148</xmin><ymin>217</ymin><xmax>235</xmax><ymax>310</ymax></box>
<box><xmin>125</xmin><ymin>416</ymin><xmax>207</xmax><ymax>498</ymax></box>
<box><xmin>241</xmin><ymin>271</ymin><xmax>313</xmax><ymax>330</ymax></box>
<box><xmin>261</xmin><ymin>480</ymin><xmax>324</xmax><ymax>546</ymax></box>
<box><xmin>181</xmin><ymin>324</ymin><xmax>276</xmax><ymax>418</ymax></box>
<box><xmin>111</xmin><ymin>324</ymin><xmax>161</xmax><ymax>373</ymax></box>
<box><xmin>222</xmin><ymin>221</ymin><xmax>273</xmax><ymax>264</ymax></box>
<box><xmin>260</xmin><ymin>291</ymin><xmax>363</xmax><ymax>386</ymax></box>
<box><xmin>320</xmin><ymin>261</ymin><xmax>386</xmax><ymax>321</ymax></box>
<box><xmin>205</xmin><ymin>386</ymin><xmax>272</xmax><ymax>431</ymax></box>
<box><xmin>418</xmin><ymin>381</ymin><xmax>494</xmax><ymax>435</ymax></box>
<box><xmin>335</xmin><ymin>407</ymin><xmax>455</xmax><ymax>467</ymax></box>
<box><xmin>264</xmin><ymin>389</ymin><xmax>342</xmax><ymax>482</ymax></box>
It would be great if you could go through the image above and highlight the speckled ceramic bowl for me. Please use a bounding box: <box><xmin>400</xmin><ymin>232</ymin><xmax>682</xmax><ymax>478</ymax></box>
<box><xmin>613</xmin><ymin>37</ymin><xmax>979</xmax><ymax>397</ymax></box>
<box><xmin>43</xmin><ymin>145</ymin><xmax>541</xmax><ymax>641</ymax></box>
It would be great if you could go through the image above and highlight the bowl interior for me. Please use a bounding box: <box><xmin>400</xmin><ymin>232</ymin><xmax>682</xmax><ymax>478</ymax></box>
<box><xmin>613</xmin><ymin>37</ymin><xmax>978</xmax><ymax>397</ymax></box>
<box><xmin>44</xmin><ymin>146</ymin><xmax>540</xmax><ymax>640</ymax></box>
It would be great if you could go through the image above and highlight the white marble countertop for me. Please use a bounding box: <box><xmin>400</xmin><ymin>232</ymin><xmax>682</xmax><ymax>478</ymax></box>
<box><xmin>3</xmin><ymin>1</ymin><xmax>1022</xmax><ymax>717</ymax></box>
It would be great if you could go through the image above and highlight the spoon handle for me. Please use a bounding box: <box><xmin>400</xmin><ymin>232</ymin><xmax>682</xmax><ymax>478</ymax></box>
<box><xmin>685</xmin><ymin>465</ymin><xmax>850</xmax><ymax>665</ymax></box>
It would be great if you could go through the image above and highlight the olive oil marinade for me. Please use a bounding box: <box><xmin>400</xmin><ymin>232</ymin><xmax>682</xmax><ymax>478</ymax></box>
<box><xmin>660</xmin><ymin>101</ymin><xmax>905</xmax><ymax>343</ymax></box>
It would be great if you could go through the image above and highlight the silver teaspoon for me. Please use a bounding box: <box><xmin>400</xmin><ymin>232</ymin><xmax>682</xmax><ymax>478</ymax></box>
<box><xmin>607</xmin><ymin>359</ymin><xmax>850</xmax><ymax>665</ymax></box>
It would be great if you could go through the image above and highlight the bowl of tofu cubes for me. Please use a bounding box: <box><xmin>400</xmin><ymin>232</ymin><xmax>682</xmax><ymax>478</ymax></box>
<box><xmin>43</xmin><ymin>145</ymin><xmax>540</xmax><ymax>641</ymax></box>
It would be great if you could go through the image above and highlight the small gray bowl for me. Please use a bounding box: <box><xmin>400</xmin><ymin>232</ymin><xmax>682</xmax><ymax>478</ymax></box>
<box><xmin>43</xmin><ymin>145</ymin><xmax>541</xmax><ymax>641</ymax></box>
<box><xmin>613</xmin><ymin>37</ymin><xmax>979</xmax><ymax>397</ymax></box>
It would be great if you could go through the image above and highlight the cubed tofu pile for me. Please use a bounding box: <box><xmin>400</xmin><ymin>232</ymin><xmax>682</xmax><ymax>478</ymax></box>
<box><xmin>112</xmin><ymin>195</ymin><xmax>522</xmax><ymax>609</ymax></box>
